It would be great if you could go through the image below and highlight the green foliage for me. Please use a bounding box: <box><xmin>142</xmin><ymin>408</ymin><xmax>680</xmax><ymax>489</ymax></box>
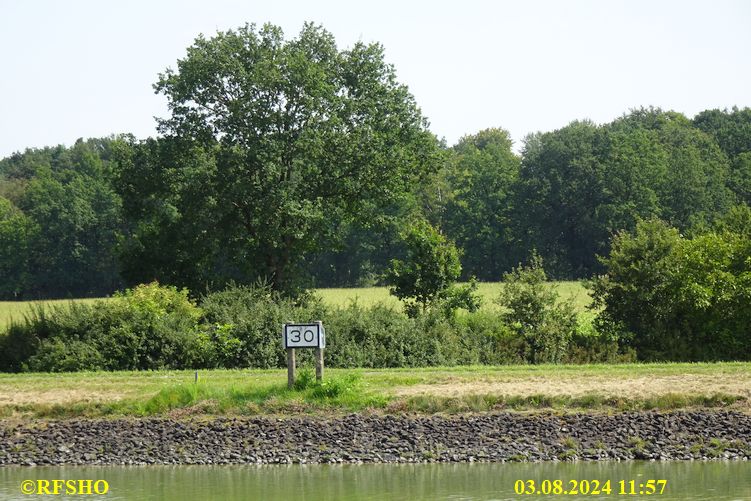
<box><xmin>693</xmin><ymin>107</ymin><xmax>751</xmax><ymax>205</ymax></box>
<box><xmin>513</xmin><ymin>121</ymin><xmax>604</xmax><ymax>277</ymax></box>
<box><xmin>497</xmin><ymin>254</ymin><xmax>578</xmax><ymax>363</ymax></box>
<box><xmin>443</xmin><ymin>128</ymin><xmax>521</xmax><ymax>280</ymax></box>
<box><xmin>590</xmin><ymin>218</ymin><xmax>681</xmax><ymax>354</ymax></box>
<box><xmin>693</xmin><ymin>107</ymin><xmax>751</xmax><ymax>160</ymax></box>
<box><xmin>454</xmin><ymin>311</ymin><xmax>527</xmax><ymax>365</ymax></box>
<box><xmin>0</xmin><ymin>197</ymin><xmax>37</xmax><ymax>298</ymax></box>
<box><xmin>0</xmin><ymin>138</ymin><xmax>125</xmax><ymax>299</ymax></box>
<box><xmin>513</xmin><ymin>109</ymin><xmax>733</xmax><ymax>279</ymax></box>
<box><xmin>120</xmin><ymin>22</ymin><xmax>439</xmax><ymax>294</ymax></box>
<box><xmin>0</xmin><ymin>320</ymin><xmax>42</xmax><ymax>372</ymax></box>
<box><xmin>1</xmin><ymin>100</ymin><xmax>749</xmax><ymax>300</ymax></box>
<box><xmin>324</xmin><ymin>302</ymin><xmax>474</xmax><ymax>367</ymax></box>
<box><xmin>385</xmin><ymin>219</ymin><xmax>475</xmax><ymax>316</ymax></box>
<box><xmin>3</xmin><ymin>283</ymin><xmax>208</xmax><ymax>372</ymax></box>
<box><xmin>200</xmin><ymin>283</ymin><xmax>327</xmax><ymax>369</ymax></box>
<box><xmin>714</xmin><ymin>203</ymin><xmax>751</xmax><ymax>236</ymax></box>
<box><xmin>435</xmin><ymin>278</ymin><xmax>483</xmax><ymax>318</ymax></box>
<box><xmin>564</xmin><ymin>321</ymin><xmax>635</xmax><ymax>364</ymax></box>
<box><xmin>0</xmin><ymin>278</ymin><xmax>644</xmax><ymax>373</ymax></box>
<box><xmin>592</xmin><ymin>218</ymin><xmax>751</xmax><ymax>360</ymax></box>
<box><xmin>26</xmin><ymin>338</ymin><xmax>106</xmax><ymax>373</ymax></box>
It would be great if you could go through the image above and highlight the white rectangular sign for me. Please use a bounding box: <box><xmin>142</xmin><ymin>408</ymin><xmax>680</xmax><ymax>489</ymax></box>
<box><xmin>283</xmin><ymin>323</ymin><xmax>325</xmax><ymax>349</ymax></box>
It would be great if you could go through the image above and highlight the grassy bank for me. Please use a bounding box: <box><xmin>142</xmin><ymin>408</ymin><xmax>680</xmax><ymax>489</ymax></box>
<box><xmin>0</xmin><ymin>281</ymin><xmax>591</xmax><ymax>328</ymax></box>
<box><xmin>1</xmin><ymin>362</ymin><xmax>748</xmax><ymax>419</ymax></box>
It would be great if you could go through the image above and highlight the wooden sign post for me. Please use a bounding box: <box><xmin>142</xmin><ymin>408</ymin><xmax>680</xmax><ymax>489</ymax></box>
<box><xmin>283</xmin><ymin>321</ymin><xmax>326</xmax><ymax>389</ymax></box>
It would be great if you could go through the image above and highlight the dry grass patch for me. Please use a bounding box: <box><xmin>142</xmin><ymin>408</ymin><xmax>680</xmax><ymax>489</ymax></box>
<box><xmin>0</xmin><ymin>389</ymin><xmax>125</xmax><ymax>406</ymax></box>
<box><xmin>393</xmin><ymin>374</ymin><xmax>751</xmax><ymax>402</ymax></box>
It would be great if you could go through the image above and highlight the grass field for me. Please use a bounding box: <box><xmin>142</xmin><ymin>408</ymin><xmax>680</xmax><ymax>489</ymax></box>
<box><xmin>317</xmin><ymin>281</ymin><xmax>592</xmax><ymax>312</ymax></box>
<box><xmin>0</xmin><ymin>363</ymin><xmax>748</xmax><ymax>419</ymax></box>
<box><xmin>0</xmin><ymin>298</ymin><xmax>102</xmax><ymax>329</ymax></box>
<box><xmin>0</xmin><ymin>281</ymin><xmax>593</xmax><ymax>328</ymax></box>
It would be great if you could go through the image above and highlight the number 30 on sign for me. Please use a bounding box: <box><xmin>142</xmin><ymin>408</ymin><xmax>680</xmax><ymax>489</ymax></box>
<box><xmin>283</xmin><ymin>323</ymin><xmax>325</xmax><ymax>349</ymax></box>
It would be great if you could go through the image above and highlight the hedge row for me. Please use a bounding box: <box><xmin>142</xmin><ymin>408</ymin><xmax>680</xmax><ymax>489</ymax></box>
<box><xmin>0</xmin><ymin>283</ymin><xmax>624</xmax><ymax>372</ymax></box>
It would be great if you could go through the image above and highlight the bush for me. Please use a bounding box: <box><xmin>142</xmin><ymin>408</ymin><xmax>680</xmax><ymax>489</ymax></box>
<box><xmin>497</xmin><ymin>254</ymin><xmax>579</xmax><ymax>364</ymax></box>
<box><xmin>3</xmin><ymin>282</ymin><xmax>209</xmax><ymax>372</ymax></box>
<box><xmin>385</xmin><ymin>219</ymin><xmax>479</xmax><ymax>316</ymax></box>
<box><xmin>326</xmin><ymin>302</ymin><xmax>440</xmax><ymax>367</ymax></box>
<box><xmin>454</xmin><ymin>311</ymin><xmax>527</xmax><ymax>365</ymax></box>
<box><xmin>0</xmin><ymin>280</ymin><xmax>646</xmax><ymax>373</ymax></box>
<box><xmin>0</xmin><ymin>320</ymin><xmax>42</xmax><ymax>372</ymax></box>
<box><xmin>592</xmin><ymin>218</ymin><xmax>751</xmax><ymax>361</ymax></box>
<box><xmin>563</xmin><ymin>320</ymin><xmax>636</xmax><ymax>364</ymax></box>
<box><xmin>26</xmin><ymin>338</ymin><xmax>105</xmax><ymax>372</ymax></box>
<box><xmin>200</xmin><ymin>283</ymin><xmax>327</xmax><ymax>369</ymax></box>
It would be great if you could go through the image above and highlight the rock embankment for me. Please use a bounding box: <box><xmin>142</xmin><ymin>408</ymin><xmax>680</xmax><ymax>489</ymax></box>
<box><xmin>1</xmin><ymin>411</ymin><xmax>750</xmax><ymax>465</ymax></box>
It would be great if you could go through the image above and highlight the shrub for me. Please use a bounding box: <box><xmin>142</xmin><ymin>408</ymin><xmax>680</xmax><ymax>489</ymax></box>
<box><xmin>589</xmin><ymin>219</ymin><xmax>681</xmax><ymax>359</ymax></box>
<box><xmin>3</xmin><ymin>282</ymin><xmax>209</xmax><ymax>372</ymax></box>
<box><xmin>26</xmin><ymin>338</ymin><xmax>104</xmax><ymax>372</ymax></box>
<box><xmin>497</xmin><ymin>253</ymin><xmax>578</xmax><ymax>363</ymax></box>
<box><xmin>564</xmin><ymin>320</ymin><xmax>636</xmax><ymax>364</ymax></box>
<box><xmin>0</xmin><ymin>279</ymin><xmax>654</xmax><ymax>372</ymax></box>
<box><xmin>103</xmin><ymin>282</ymin><xmax>206</xmax><ymax>369</ymax></box>
<box><xmin>592</xmin><ymin>218</ymin><xmax>751</xmax><ymax>361</ymax></box>
<box><xmin>455</xmin><ymin>311</ymin><xmax>527</xmax><ymax>365</ymax></box>
<box><xmin>324</xmin><ymin>301</ymin><xmax>480</xmax><ymax>367</ymax></box>
<box><xmin>200</xmin><ymin>283</ymin><xmax>327</xmax><ymax>369</ymax></box>
<box><xmin>0</xmin><ymin>321</ymin><xmax>42</xmax><ymax>372</ymax></box>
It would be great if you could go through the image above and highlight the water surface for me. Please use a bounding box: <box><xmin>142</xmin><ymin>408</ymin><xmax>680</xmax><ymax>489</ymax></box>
<box><xmin>1</xmin><ymin>462</ymin><xmax>749</xmax><ymax>500</ymax></box>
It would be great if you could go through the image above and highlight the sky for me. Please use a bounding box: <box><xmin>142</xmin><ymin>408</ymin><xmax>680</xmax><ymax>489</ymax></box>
<box><xmin>1</xmin><ymin>0</ymin><xmax>749</xmax><ymax>157</ymax></box>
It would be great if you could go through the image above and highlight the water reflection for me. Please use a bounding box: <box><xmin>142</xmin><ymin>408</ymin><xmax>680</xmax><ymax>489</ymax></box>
<box><xmin>0</xmin><ymin>461</ymin><xmax>749</xmax><ymax>500</ymax></box>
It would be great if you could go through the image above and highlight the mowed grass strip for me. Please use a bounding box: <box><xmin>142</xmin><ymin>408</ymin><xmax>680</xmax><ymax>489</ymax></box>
<box><xmin>0</xmin><ymin>281</ymin><xmax>593</xmax><ymax>328</ymax></box>
<box><xmin>0</xmin><ymin>362</ymin><xmax>748</xmax><ymax>418</ymax></box>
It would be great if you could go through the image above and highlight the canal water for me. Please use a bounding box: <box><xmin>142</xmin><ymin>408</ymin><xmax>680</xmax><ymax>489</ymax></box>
<box><xmin>1</xmin><ymin>461</ymin><xmax>749</xmax><ymax>500</ymax></box>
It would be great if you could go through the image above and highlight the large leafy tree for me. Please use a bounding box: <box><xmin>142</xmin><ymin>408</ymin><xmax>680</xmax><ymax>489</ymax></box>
<box><xmin>140</xmin><ymin>22</ymin><xmax>438</xmax><ymax>293</ymax></box>
<box><xmin>513</xmin><ymin>109</ymin><xmax>733</xmax><ymax>279</ymax></box>
<box><xmin>693</xmin><ymin>107</ymin><xmax>751</xmax><ymax>160</ymax></box>
<box><xmin>443</xmin><ymin>128</ymin><xmax>520</xmax><ymax>280</ymax></box>
<box><xmin>0</xmin><ymin>197</ymin><xmax>37</xmax><ymax>298</ymax></box>
<box><xmin>513</xmin><ymin>120</ymin><xmax>603</xmax><ymax>277</ymax></box>
<box><xmin>611</xmin><ymin>108</ymin><xmax>733</xmax><ymax>229</ymax></box>
<box><xmin>113</xmin><ymin>137</ymin><xmax>223</xmax><ymax>290</ymax></box>
<box><xmin>693</xmin><ymin>107</ymin><xmax>751</xmax><ymax>205</ymax></box>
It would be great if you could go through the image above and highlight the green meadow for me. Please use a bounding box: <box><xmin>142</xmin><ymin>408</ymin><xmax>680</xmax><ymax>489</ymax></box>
<box><xmin>316</xmin><ymin>281</ymin><xmax>591</xmax><ymax>311</ymax></box>
<box><xmin>0</xmin><ymin>298</ymin><xmax>102</xmax><ymax>329</ymax></box>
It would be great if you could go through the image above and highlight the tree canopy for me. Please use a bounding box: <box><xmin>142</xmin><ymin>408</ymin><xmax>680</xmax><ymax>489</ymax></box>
<box><xmin>119</xmin><ymin>22</ymin><xmax>439</xmax><ymax>293</ymax></box>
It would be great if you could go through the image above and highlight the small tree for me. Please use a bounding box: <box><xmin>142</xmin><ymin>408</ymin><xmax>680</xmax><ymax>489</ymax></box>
<box><xmin>385</xmin><ymin>219</ymin><xmax>479</xmax><ymax>316</ymax></box>
<box><xmin>497</xmin><ymin>253</ymin><xmax>577</xmax><ymax>363</ymax></box>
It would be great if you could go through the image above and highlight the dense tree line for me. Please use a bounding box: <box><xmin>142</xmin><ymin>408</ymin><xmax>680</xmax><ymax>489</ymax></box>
<box><xmin>1</xmin><ymin>23</ymin><xmax>750</xmax><ymax>299</ymax></box>
<box><xmin>0</xmin><ymin>139</ymin><xmax>123</xmax><ymax>298</ymax></box>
